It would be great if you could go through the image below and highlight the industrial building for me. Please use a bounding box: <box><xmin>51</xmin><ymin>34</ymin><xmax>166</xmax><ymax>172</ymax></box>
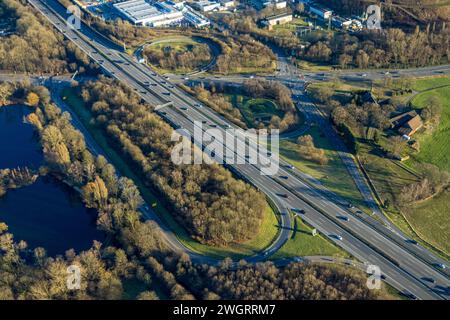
<box><xmin>183</xmin><ymin>6</ymin><xmax>211</xmax><ymax>27</ymax></box>
<box><xmin>113</xmin><ymin>0</ymin><xmax>184</xmax><ymax>27</ymax></box>
<box><xmin>331</xmin><ymin>16</ymin><xmax>352</xmax><ymax>29</ymax></box>
<box><xmin>189</xmin><ymin>0</ymin><xmax>221</xmax><ymax>12</ymax></box>
<box><xmin>261</xmin><ymin>13</ymin><xmax>293</xmax><ymax>30</ymax></box>
<box><xmin>218</xmin><ymin>0</ymin><xmax>235</xmax><ymax>9</ymax></box>
<box><xmin>251</xmin><ymin>0</ymin><xmax>286</xmax><ymax>10</ymax></box>
<box><xmin>308</xmin><ymin>3</ymin><xmax>333</xmax><ymax>20</ymax></box>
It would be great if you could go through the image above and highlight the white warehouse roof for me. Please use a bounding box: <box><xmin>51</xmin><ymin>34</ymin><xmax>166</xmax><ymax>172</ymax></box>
<box><xmin>114</xmin><ymin>0</ymin><xmax>183</xmax><ymax>26</ymax></box>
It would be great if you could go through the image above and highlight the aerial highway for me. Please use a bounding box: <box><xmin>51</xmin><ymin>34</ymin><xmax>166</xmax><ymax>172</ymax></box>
<box><xmin>28</xmin><ymin>0</ymin><xmax>450</xmax><ymax>300</ymax></box>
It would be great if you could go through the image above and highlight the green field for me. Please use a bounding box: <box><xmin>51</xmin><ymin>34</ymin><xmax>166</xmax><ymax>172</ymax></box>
<box><xmin>404</xmin><ymin>189</ymin><xmax>450</xmax><ymax>254</ymax></box>
<box><xmin>272</xmin><ymin>216</ymin><xmax>349</xmax><ymax>259</ymax></box>
<box><xmin>410</xmin><ymin>85</ymin><xmax>450</xmax><ymax>172</ymax></box>
<box><xmin>279</xmin><ymin>126</ymin><xmax>371</xmax><ymax>213</ymax></box>
<box><xmin>61</xmin><ymin>87</ymin><xmax>280</xmax><ymax>259</ymax></box>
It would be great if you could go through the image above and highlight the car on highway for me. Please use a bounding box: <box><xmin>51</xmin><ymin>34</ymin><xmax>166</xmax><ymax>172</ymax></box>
<box><xmin>194</xmin><ymin>103</ymin><xmax>203</xmax><ymax>108</ymax></box>
<box><xmin>201</xmin><ymin>120</ymin><xmax>207</xmax><ymax>124</ymax></box>
<box><xmin>347</xmin><ymin>203</ymin><xmax>355</xmax><ymax>209</ymax></box>
<box><xmin>291</xmin><ymin>208</ymin><xmax>305</xmax><ymax>214</ymax></box>
<box><xmin>279</xmin><ymin>175</ymin><xmax>288</xmax><ymax>179</ymax></box>
<box><xmin>401</xmin><ymin>291</ymin><xmax>417</xmax><ymax>300</ymax></box>
<box><xmin>406</xmin><ymin>239</ymin><xmax>418</xmax><ymax>245</ymax></box>
<box><xmin>277</xmin><ymin>193</ymin><xmax>288</xmax><ymax>199</ymax></box>
<box><xmin>330</xmin><ymin>234</ymin><xmax>343</xmax><ymax>241</ymax></box>
<box><xmin>337</xmin><ymin>215</ymin><xmax>350</xmax><ymax>222</ymax></box>
<box><xmin>209</xmin><ymin>124</ymin><xmax>217</xmax><ymax>128</ymax></box>
<box><xmin>180</xmin><ymin>107</ymin><xmax>188</xmax><ymax>111</ymax></box>
<box><xmin>435</xmin><ymin>263</ymin><xmax>446</xmax><ymax>269</ymax></box>
<box><xmin>285</xmin><ymin>164</ymin><xmax>295</xmax><ymax>170</ymax></box>
<box><xmin>163</xmin><ymin>92</ymin><xmax>171</xmax><ymax>96</ymax></box>
<box><xmin>422</xmin><ymin>277</ymin><xmax>435</xmax><ymax>284</ymax></box>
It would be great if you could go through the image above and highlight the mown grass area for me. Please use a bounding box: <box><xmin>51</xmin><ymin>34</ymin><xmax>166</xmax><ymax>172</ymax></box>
<box><xmin>279</xmin><ymin>126</ymin><xmax>371</xmax><ymax>213</ymax></box>
<box><xmin>403</xmin><ymin>189</ymin><xmax>450</xmax><ymax>254</ymax></box>
<box><xmin>271</xmin><ymin>18</ymin><xmax>309</xmax><ymax>33</ymax></box>
<box><xmin>61</xmin><ymin>87</ymin><xmax>280</xmax><ymax>260</ymax></box>
<box><xmin>272</xmin><ymin>216</ymin><xmax>350</xmax><ymax>259</ymax></box>
<box><xmin>411</xmin><ymin>75</ymin><xmax>450</xmax><ymax>91</ymax></box>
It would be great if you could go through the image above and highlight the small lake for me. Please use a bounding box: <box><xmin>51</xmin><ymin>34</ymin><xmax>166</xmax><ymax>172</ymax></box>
<box><xmin>0</xmin><ymin>105</ymin><xmax>44</xmax><ymax>169</ymax></box>
<box><xmin>0</xmin><ymin>105</ymin><xmax>104</xmax><ymax>256</ymax></box>
<box><xmin>0</xmin><ymin>176</ymin><xmax>104</xmax><ymax>255</ymax></box>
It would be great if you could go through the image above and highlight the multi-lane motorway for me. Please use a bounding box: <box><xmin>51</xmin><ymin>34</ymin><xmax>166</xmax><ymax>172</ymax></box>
<box><xmin>28</xmin><ymin>0</ymin><xmax>450</xmax><ymax>300</ymax></box>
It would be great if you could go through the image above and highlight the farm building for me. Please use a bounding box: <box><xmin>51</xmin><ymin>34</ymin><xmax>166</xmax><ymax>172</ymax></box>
<box><xmin>390</xmin><ymin>110</ymin><xmax>424</xmax><ymax>137</ymax></box>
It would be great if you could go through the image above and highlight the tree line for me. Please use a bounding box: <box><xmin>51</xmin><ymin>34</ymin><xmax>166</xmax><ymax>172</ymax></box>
<box><xmin>0</xmin><ymin>0</ymin><xmax>96</xmax><ymax>75</ymax></box>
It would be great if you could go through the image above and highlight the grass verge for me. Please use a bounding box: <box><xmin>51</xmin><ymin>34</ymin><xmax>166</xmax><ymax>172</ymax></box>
<box><xmin>279</xmin><ymin>126</ymin><xmax>371</xmax><ymax>213</ymax></box>
<box><xmin>272</xmin><ymin>216</ymin><xmax>350</xmax><ymax>259</ymax></box>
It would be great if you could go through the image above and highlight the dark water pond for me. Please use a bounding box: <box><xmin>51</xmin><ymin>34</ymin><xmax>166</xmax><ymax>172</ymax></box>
<box><xmin>0</xmin><ymin>105</ymin><xmax>44</xmax><ymax>169</ymax></box>
<box><xmin>0</xmin><ymin>105</ymin><xmax>103</xmax><ymax>255</ymax></box>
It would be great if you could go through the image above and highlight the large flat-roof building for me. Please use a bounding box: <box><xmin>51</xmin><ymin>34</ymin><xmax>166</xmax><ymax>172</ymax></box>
<box><xmin>113</xmin><ymin>0</ymin><xmax>184</xmax><ymax>26</ymax></box>
<box><xmin>308</xmin><ymin>3</ymin><xmax>333</xmax><ymax>20</ymax></box>
<box><xmin>261</xmin><ymin>13</ymin><xmax>293</xmax><ymax>30</ymax></box>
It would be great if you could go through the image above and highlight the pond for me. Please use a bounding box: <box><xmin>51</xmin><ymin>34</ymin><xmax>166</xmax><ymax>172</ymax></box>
<box><xmin>0</xmin><ymin>104</ymin><xmax>43</xmax><ymax>169</ymax></box>
<box><xmin>0</xmin><ymin>105</ymin><xmax>104</xmax><ymax>256</ymax></box>
<box><xmin>0</xmin><ymin>176</ymin><xmax>104</xmax><ymax>256</ymax></box>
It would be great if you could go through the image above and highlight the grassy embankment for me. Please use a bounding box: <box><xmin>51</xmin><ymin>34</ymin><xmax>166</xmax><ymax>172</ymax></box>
<box><xmin>272</xmin><ymin>215</ymin><xmax>350</xmax><ymax>259</ymax></box>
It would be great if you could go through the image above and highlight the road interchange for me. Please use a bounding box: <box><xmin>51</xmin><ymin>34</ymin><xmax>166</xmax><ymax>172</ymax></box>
<box><xmin>28</xmin><ymin>0</ymin><xmax>450</xmax><ymax>300</ymax></box>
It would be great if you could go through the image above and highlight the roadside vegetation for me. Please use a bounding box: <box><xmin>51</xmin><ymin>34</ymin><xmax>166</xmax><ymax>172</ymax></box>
<box><xmin>272</xmin><ymin>216</ymin><xmax>350</xmax><ymax>259</ymax></box>
<box><xmin>71</xmin><ymin>76</ymin><xmax>270</xmax><ymax>248</ymax></box>
<box><xmin>279</xmin><ymin>126</ymin><xmax>370</xmax><ymax>213</ymax></box>
<box><xmin>142</xmin><ymin>39</ymin><xmax>213</xmax><ymax>74</ymax></box>
<box><xmin>61</xmin><ymin>85</ymin><xmax>281</xmax><ymax>259</ymax></box>
<box><xmin>184</xmin><ymin>78</ymin><xmax>299</xmax><ymax>133</ymax></box>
